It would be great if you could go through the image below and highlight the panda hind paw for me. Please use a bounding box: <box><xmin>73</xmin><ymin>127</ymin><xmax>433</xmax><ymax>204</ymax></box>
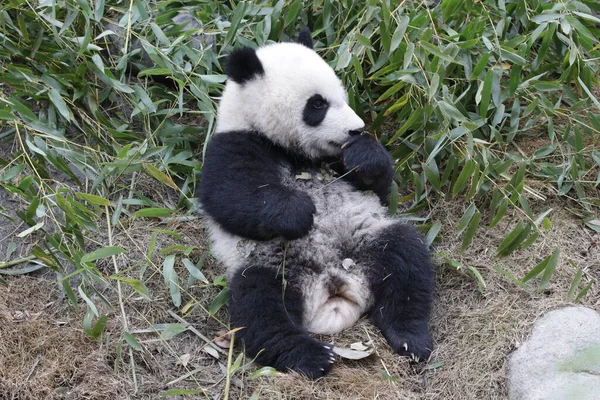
<box><xmin>275</xmin><ymin>337</ymin><xmax>335</xmax><ymax>379</ymax></box>
<box><xmin>389</xmin><ymin>330</ymin><xmax>433</xmax><ymax>363</ymax></box>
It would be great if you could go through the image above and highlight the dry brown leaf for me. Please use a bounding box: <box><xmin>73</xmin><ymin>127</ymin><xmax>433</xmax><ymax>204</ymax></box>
<box><xmin>214</xmin><ymin>330</ymin><xmax>232</xmax><ymax>349</ymax></box>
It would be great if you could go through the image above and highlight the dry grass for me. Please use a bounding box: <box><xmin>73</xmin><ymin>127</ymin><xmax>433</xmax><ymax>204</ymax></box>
<box><xmin>1</xmin><ymin>193</ymin><xmax>598</xmax><ymax>399</ymax></box>
<box><xmin>0</xmin><ymin>277</ymin><xmax>127</xmax><ymax>399</ymax></box>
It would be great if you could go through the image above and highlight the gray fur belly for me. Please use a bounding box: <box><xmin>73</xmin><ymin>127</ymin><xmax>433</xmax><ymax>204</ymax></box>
<box><xmin>205</xmin><ymin>173</ymin><xmax>394</xmax><ymax>334</ymax></box>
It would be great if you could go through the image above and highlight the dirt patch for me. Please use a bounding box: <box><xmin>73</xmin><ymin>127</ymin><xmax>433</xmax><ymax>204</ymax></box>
<box><xmin>0</xmin><ymin>277</ymin><xmax>127</xmax><ymax>399</ymax></box>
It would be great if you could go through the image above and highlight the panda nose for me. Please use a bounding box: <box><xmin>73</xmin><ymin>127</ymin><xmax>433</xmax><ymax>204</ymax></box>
<box><xmin>348</xmin><ymin>127</ymin><xmax>364</xmax><ymax>136</ymax></box>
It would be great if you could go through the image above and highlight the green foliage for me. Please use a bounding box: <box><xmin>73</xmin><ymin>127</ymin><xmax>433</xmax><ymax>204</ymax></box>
<box><xmin>1</xmin><ymin>0</ymin><xmax>599</xmax><ymax>346</ymax></box>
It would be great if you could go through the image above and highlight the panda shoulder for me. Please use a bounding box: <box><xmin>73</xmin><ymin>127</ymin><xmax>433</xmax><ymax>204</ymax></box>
<box><xmin>204</xmin><ymin>131</ymin><xmax>285</xmax><ymax>165</ymax></box>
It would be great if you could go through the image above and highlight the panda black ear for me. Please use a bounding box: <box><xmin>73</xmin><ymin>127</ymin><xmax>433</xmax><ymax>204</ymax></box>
<box><xmin>225</xmin><ymin>47</ymin><xmax>265</xmax><ymax>84</ymax></box>
<box><xmin>297</xmin><ymin>27</ymin><xmax>313</xmax><ymax>50</ymax></box>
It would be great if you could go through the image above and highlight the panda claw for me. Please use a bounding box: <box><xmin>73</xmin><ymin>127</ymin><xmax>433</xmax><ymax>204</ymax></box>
<box><xmin>403</xmin><ymin>343</ymin><xmax>408</xmax><ymax>351</ymax></box>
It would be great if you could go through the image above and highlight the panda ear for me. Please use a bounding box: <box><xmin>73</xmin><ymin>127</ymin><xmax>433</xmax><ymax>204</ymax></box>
<box><xmin>225</xmin><ymin>47</ymin><xmax>265</xmax><ymax>84</ymax></box>
<box><xmin>297</xmin><ymin>27</ymin><xmax>313</xmax><ymax>50</ymax></box>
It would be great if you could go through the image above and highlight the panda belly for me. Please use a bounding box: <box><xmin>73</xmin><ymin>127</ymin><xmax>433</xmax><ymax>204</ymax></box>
<box><xmin>289</xmin><ymin>176</ymin><xmax>395</xmax><ymax>334</ymax></box>
<box><xmin>205</xmin><ymin>173</ymin><xmax>394</xmax><ymax>335</ymax></box>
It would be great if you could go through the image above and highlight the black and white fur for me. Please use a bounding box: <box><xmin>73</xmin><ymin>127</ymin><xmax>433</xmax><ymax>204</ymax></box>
<box><xmin>198</xmin><ymin>29</ymin><xmax>434</xmax><ymax>378</ymax></box>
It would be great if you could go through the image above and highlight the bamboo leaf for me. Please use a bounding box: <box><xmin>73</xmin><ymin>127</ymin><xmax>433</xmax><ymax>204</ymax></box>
<box><xmin>538</xmin><ymin>248</ymin><xmax>560</xmax><ymax>291</ymax></box>
<box><xmin>461</xmin><ymin>210</ymin><xmax>481</xmax><ymax>251</ymax></box>
<box><xmin>452</xmin><ymin>160</ymin><xmax>477</xmax><ymax>197</ymax></box>
<box><xmin>209</xmin><ymin>287</ymin><xmax>229</xmax><ymax>316</ymax></box>
<box><xmin>81</xmin><ymin>246</ymin><xmax>125</xmax><ymax>263</ymax></box>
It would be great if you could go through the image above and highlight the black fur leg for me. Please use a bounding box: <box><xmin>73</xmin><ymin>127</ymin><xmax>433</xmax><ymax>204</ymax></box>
<box><xmin>364</xmin><ymin>223</ymin><xmax>435</xmax><ymax>362</ymax></box>
<box><xmin>229</xmin><ymin>266</ymin><xmax>335</xmax><ymax>378</ymax></box>
<box><xmin>341</xmin><ymin>135</ymin><xmax>393</xmax><ymax>203</ymax></box>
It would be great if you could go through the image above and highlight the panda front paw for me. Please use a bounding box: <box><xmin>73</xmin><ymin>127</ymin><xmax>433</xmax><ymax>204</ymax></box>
<box><xmin>272</xmin><ymin>336</ymin><xmax>335</xmax><ymax>379</ymax></box>
<box><xmin>342</xmin><ymin>135</ymin><xmax>393</xmax><ymax>199</ymax></box>
<box><xmin>271</xmin><ymin>189</ymin><xmax>316</xmax><ymax>240</ymax></box>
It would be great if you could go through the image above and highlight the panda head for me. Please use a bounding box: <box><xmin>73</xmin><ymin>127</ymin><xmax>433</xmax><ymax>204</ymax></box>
<box><xmin>216</xmin><ymin>29</ymin><xmax>365</xmax><ymax>159</ymax></box>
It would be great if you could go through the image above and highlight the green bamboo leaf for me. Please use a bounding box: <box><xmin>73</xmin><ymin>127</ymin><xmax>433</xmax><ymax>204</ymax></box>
<box><xmin>379</xmin><ymin>21</ymin><xmax>391</xmax><ymax>54</ymax></box>
<box><xmin>0</xmin><ymin>165</ymin><xmax>25</xmax><ymax>181</ymax></box>
<box><xmin>144</xmin><ymin>164</ymin><xmax>178</xmax><ymax>189</ymax></box>
<box><xmin>457</xmin><ymin>203</ymin><xmax>477</xmax><ymax>234</ymax></box>
<box><xmin>252</xmin><ymin>366</ymin><xmax>285</xmax><ymax>378</ymax></box>
<box><xmin>519</xmin><ymin>231</ymin><xmax>539</xmax><ymax>251</ymax></box>
<box><xmin>163</xmin><ymin>255</ymin><xmax>181</xmax><ymax>307</ymax></box>
<box><xmin>479</xmin><ymin>69</ymin><xmax>493</xmax><ymax>117</ymax></box>
<box><xmin>496</xmin><ymin>221</ymin><xmax>529</xmax><ymax>257</ymax></box>
<box><xmin>388</xmin><ymin>181</ymin><xmax>399</xmax><ymax>216</ymax></box>
<box><xmin>137</xmin><ymin>68</ymin><xmax>172</xmax><ymax>77</ymax></box>
<box><xmin>183</xmin><ymin>257</ymin><xmax>209</xmax><ymax>284</ymax></box>
<box><xmin>452</xmin><ymin>159</ymin><xmax>476</xmax><ymax>197</ymax></box>
<box><xmin>62</xmin><ymin>280</ymin><xmax>78</xmax><ymax>306</ymax></box>
<box><xmin>284</xmin><ymin>0</ymin><xmax>302</xmax><ymax>28</ymax></box>
<box><xmin>567</xmin><ymin>262</ymin><xmax>583</xmax><ymax>300</ymax></box>
<box><xmin>81</xmin><ymin>246</ymin><xmax>125</xmax><ymax>263</ymax></box>
<box><xmin>403</xmin><ymin>42</ymin><xmax>414</xmax><ymax>69</ymax></box>
<box><xmin>75</xmin><ymin>192</ymin><xmax>110</xmax><ymax>206</ymax></box>
<box><xmin>471</xmin><ymin>53</ymin><xmax>490</xmax><ymax>80</ymax></box>
<box><xmin>376</xmin><ymin>81</ymin><xmax>405</xmax><ymax>103</ymax></box>
<box><xmin>123</xmin><ymin>332</ymin><xmax>143</xmax><ymax>351</ymax></box>
<box><xmin>461</xmin><ymin>210</ymin><xmax>481</xmax><ymax>251</ymax></box>
<box><xmin>78</xmin><ymin>285</ymin><xmax>99</xmax><ymax>317</ymax></box>
<box><xmin>423</xmin><ymin>160</ymin><xmax>441</xmax><ymax>191</ymax></box>
<box><xmin>160</xmin><ymin>324</ymin><xmax>186</xmax><ymax>340</ymax></box>
<box><xmin>506</xmin><ymin>163</ymin><xmax>526</xmax><ymax>202</ymax></box>
<box><xmin>387</xmin><ymin>107</ymin><xmax>423</xmax><ymax>145</ymax></box>
<box><xmin>575</xmin><ymin>280</ymin><xmax>595</xmax><ymax>302</ymax></box>
<box><xmin>224</xmin><ymin>2</ymin><xmax>247</xmax><ymax>47</ymax></box>
<box><xmin>493</xmin><ymin>266</ymin><xmax>526</xmax><ymax>288</ymax></box>
<box><xmin>209</xmin><ymin>287</ymin><xmax>229</xmax><ymax>316</ymax></box>
<box><xmin>390</xmin><ymin>16</ymin><xmax>409</xmax><ymax>52</ymax></box>
<box><xmin>48</xmin><ymin>88</ymin><xmax>72</xmax><ymax>121</ymax></box>
<box><xmin>466</xmin><ymin>265</ymin><xmax>486</xmax><ymax>293</ymax></box>
<box><xmin>133</xmin><ymin>208</ymin><xmax>176</xmax><ymax>218</ymax></box>
<box><xmin>84</xmin><ymin>314</ymin><xmax>108</xmax><ymax>339</ymax></box>
<box><xmin>423</xmin><ymin>221</ymin><xmax>442</xmax><ymax>248</ymax></box>
<box><xmin>539</xmin><ymin>248</ymin><xmax>560</xmax><ymax>291</ymax></box>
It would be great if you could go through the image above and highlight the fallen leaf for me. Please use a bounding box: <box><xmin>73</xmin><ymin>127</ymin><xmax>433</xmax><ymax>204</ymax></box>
<box><xmin>177</xmin><ymin>353</ymin><xmax>191</xmax><ymax>367</ymax></box>
<box><xmin>203</xmin><ymin>346</ymin><xmax>220</xmax><ymax>359</ymax></box>
<box><xmin>333</xmin><ymin>344</ymin><xmax>375</xmax><ymax>360</ymax></box>
<box><xmin>214</xmin><ymin>330</ymin><xmax>232</xmax><ymax>349</ymax></box>
<box><xmin>350</xmin><ymin>340</ymin><xmax>373</xmax><ymax>351</ymax></box>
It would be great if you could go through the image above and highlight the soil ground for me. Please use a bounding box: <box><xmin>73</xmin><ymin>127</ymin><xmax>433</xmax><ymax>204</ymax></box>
<box><xmin>1</xmin><ymin>186</ymin><xmax>598</xmax><ymax>399</ymax></box>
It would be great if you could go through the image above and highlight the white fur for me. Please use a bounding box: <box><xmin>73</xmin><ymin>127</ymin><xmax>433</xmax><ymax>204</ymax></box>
<box><xmin>216</xmin><ymin>42</ymin><xmax>365</xmax><ymax>158</ymax></box>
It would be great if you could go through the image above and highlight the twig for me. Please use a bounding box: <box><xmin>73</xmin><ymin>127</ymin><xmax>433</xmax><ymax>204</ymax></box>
<box><xmin>166</xmin><ymin>310</ymin><xmax>227</xmax><ymax>355</ymax></box>
<box><xmin>25</xmin><ymin>357</ymin><xmax>40</xmax><ymax>382</ymax></box>
<box><xmin>165</xmin><ymin>367</ymin><xmax>215</xmax><ymax>386</ymax></box>
<box><xmin>106</xmin><ymin>205</ymin><xmax>138</xmax><ymax>392</ymax></box>
<box><xmin>223</xmin><ymin>332</ymin><xmax>235</xmax><ymax>400</ymax></box>
<box><xmin>0</xmin><ymin>255</ymin><xmax>36</xmax><ymax>269</ymax></box>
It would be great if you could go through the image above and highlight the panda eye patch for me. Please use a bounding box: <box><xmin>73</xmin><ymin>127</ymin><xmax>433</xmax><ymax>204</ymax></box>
<box><xmin>303</xmin><ymin>94</ymin><xmax>329</xmax><ymax>127</ymax></box>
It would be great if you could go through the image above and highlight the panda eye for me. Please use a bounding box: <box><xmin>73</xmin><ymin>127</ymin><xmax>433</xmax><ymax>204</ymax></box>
<box><xmin>313</xmin><ymin>100</ymin><xmax>325</xmax><ymax>109</ymax></box>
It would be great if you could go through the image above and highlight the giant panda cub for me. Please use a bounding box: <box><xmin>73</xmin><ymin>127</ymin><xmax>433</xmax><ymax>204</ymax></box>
<box><xmin>199</xmin><ymin>28</ymin><xmax>434</xmax><ymax>378</ymax></box>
